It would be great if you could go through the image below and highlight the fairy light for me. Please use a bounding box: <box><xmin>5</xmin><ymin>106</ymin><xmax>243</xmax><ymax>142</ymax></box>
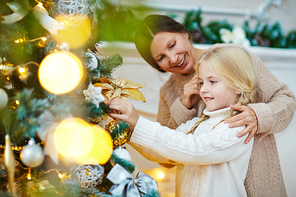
<box><xmin>58</xmin><ymin>173</ymin><xmax>64</xmax><ymax>179</ymax></box>
<box><xmin>18</xmin><ymin>67</ymin><xmax>26</xmax><ymax>73</ymax></box>
<box><xmin>27</xmin><ymin>168</ymin><xmax>32</xmax><ymax>180</ymax></box>
<box><xmin>15</xmin><ymin>100</ymin><xmax>20</xmax><ymax>105</ymax></box>
<box><xmin>41</xmin><ymin>37</ymin><xmax>47</xmax><ymax>41</ymax></box>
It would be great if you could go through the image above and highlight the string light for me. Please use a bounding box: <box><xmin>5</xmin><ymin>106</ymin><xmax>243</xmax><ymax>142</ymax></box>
<box><xmin>27</xmin><ymin>168</ymin><xmax>32</xmax><ymax>180</ymax></box>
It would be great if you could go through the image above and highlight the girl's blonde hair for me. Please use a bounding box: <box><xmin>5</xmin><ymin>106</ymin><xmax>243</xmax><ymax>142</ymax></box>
<box><xmin>187</xmin><ymin>46</ymin><xmax>257</xmax><ymax>134</ymax></box>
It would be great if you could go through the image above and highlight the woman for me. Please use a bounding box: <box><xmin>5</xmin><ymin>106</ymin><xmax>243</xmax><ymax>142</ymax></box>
<box><xmin>134</xmin><ymin>14</ymin><xmax>296</xmax><ymax>197</ymax></box>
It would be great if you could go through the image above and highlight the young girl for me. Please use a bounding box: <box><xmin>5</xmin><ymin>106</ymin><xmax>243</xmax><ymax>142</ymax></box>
<box><xmin>108</xmin><ymin>46</ymin><xmax>256</xmax><ymax>196</ymax></box>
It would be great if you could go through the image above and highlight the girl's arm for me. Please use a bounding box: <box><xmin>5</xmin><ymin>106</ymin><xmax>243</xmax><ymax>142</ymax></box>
<box><xmin>108</xmin><ymin>99</ymin><xmax>252</xmax><ymax>165</ymax></box>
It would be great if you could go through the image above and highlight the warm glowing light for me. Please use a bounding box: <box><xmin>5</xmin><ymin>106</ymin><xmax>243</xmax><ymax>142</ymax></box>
<box><xmin>27</xmin><ymin>169</ymin><xmax>31</xmax><ymax>180</ymax></box>
<box><xmin>78</xmin><ymin>125</ymin><xmax>113</xmax><ymax>164</ymax></box>
<box><xmin>41</xmin><ymin>37</ymin><xmax>47</xmax><ymax>41</ymax></box>
<box><xmin>38</xmin><ymin>51</ymin><xmax>84</xmax><ymax>94</ymax></box>
<box><xmin>156</xmin><ymin>171</ymin><xmax>165</xmax><ymax>180</ymax></box>
<box><xmin>53</xmin><ymin>15</ymin><xmax>92</xmax><ymax>49</ymax></box>
<box><xmin>18</xmin><ymin>67</ymin><xmax>25</xmax><ymax>73</ymax></box>
<box><xmin>53</xmin><ymin>118</ymin><xmax>94</xmax><ymax>158</ymax></box>
<box><xmin>53</xmin><ymin>118</ymin><xmax>113</xmax><ymax>165</ymax></box>
<box><xmin>15</xmin><ymin>100</ymin><xmax>20</xmax><ymax>105</ymax></box>
<box><xmin>38</xmin><ymin>2</ymin><xmax>43</xmax><ymax>6</ymax></box>
<box><xmin>58</xmin><ymin>173</ymin><xmax>64</xmax><ymax>178</ymax></box>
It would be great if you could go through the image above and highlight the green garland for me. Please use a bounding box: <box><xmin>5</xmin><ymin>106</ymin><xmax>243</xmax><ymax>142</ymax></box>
<box><xmin>178</xmin><ymin>9</ymin><xmax>296</xmax><ymax>48</ymax></box>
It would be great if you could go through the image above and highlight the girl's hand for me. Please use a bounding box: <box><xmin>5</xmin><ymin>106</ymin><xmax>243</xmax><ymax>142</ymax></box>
<box><xmin>107</xmin><ymin>99</ymin><xmax>139</xmax><ymax>130</ymax></box>
<box><xmin>224</xmin><ymin>105</ymin><xmax>258</xmax><ymax>144</ymax></box>
<box><xmin>181</xmin><ymin>75</ymin><xmax>200</xmax><ymax>109</ymax></box>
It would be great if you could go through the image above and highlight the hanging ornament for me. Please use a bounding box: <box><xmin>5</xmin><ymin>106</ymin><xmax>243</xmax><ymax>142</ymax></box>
<box><xmin>71</xmin><ymin>164</ymin><xmax>104</xmax><ymax>189</ymax></box>
<box><xmin>83</xmin><ymin>84</ymin><xmax>105</xmax><ymax>108</ymax></box>
<box><xmin>20</xmin><ymin>139</ymin><xmax>45</xmax><ymax>168</ymax></box>
<box><xmin>57</xmin><ymin>0</ymin><xmax>90</xmax><ymax>16</ymax></box>
<box><xmin>113</xmin><ymin>146</ymin><xmax>131</xmax><ymax>162</ymax></box>
<box><xmin>4</xmin><ymin>135</ymin><xmax>15</xmax><ymax>193</ymax></box>
<box><xmin>105</xmin><ymin>119</ymin><xmax>132</xmax><ymax>147</ymax></box>
<box><xmin>0</xmin><ymin>88</ymin><xmax>9</xmax><ymax>110</ymax></box>
<box><xmin>110</xmin><ymin>146</ymin><xmax>131</xmax><ymax>166</ymax></box>
<box><xmin>85</xmin><ymin>52</ymin><xmax>98</xmax><ymax>70</ymax></box>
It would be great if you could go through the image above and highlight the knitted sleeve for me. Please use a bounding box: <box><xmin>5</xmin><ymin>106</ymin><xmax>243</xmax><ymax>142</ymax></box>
<box><xmin>247</xmin><ymin>55</ymin><xmax>296</xmax><ymax>139</ymax></box>
<box><xmin>212</xmin><ymin>44</ymin><xmax>296</xmax><ymax>139</ymax></box>
<box><xmin>130</xmin><ymin>116</ymin><xmax>253</xmax><ymax>165</ymax></box>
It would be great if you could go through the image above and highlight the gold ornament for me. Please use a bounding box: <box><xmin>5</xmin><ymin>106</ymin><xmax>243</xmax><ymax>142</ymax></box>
<box><xmin>105</xmin><ymin>119</ymin><xmax>131</xmax><ymax>147</ymax></box>
<box><xmin>94</xmin><ymin>77</ymin><xmax>146</xmax><ymax>102</ymax></box>
<box><xmin>4</xmin><ymin>135</ymin><xmax>15</xmax><ymax>193</ymax></box>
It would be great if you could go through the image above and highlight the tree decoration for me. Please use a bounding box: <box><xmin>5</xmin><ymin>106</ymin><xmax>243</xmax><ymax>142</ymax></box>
<box><xmin>105</xmin><ymin>119</ymin><xmax>131</xmax><ymax>147</ymax></box>
<box><xmin>71</xmin><ymin>164</ymin><xmax>104</xmax><ymax>189</ymax></box>
<box><xmin>0</xmin><ymin>88</ymin><xmax>8</xmax><ymax>110</ymax></box>
<box><xmin>20</xmin><ymin>138</ymin><xmax>45</xmax><ymax>168</ymax></box>
<box><xmin>107</xmin><ymin>164</ymin><xmax>159</xmax><ymax>197</ymax></box>
<box><xmin>57</xmin><ymin>0</ymin><xmax>90</xmax><ymax>16</ymax></box>
<box><xmin>4</xmin><ymin>135</ymin><xmax>15</xmax><ymax>193</ymax></box>
<box><xmin>0</xmin><ymin>0</ymin><xmax>157</xmax><ymax>196</ymax></box>
<box><xmin>83</xmin><ymin>84</ymin><xmax>105</xmax><ymax>108</ymax></box>
<box><xmin>94</xmin><ymin>77</ymin><xmax>146</xmax><ymax>102</ymax></box>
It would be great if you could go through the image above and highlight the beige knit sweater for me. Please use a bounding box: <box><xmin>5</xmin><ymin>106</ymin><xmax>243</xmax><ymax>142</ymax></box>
<box><xmin>156</xmin><ymin>43</ymin><xmax>296</xmax><ymax>197</ymax></box>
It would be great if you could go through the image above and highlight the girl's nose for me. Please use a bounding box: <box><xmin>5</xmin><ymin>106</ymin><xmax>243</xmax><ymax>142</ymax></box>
<box><xmin>200</xmin><ymin>84</ymin><xmax>209</xmax><ymax>93</ymax></box>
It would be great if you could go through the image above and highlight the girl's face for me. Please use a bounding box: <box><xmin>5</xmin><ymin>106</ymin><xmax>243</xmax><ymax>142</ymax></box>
<box><xmin>198</xmin><ymin>62</ymin><xmax>240</xmax><ymax>111</ymax></box>
<box><xmin>150</xmin><ymin>32</ymin><xmax>196</xmax><ymax>75</ymax></box>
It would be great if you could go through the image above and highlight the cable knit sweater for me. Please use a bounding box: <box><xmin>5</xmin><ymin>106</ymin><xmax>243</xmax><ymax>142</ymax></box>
<box><xmin>129</xmin><ymin>107</ymin><xmax>253</xmax><ymax>197</ymax></box>
<box><xmin>156</xmin><ymin>43</ymin><xmax>296</xmax><ymax>197</ymax></box>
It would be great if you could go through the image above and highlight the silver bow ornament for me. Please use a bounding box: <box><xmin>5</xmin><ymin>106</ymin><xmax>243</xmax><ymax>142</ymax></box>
<box><xmin>107</xmin><ymin>164</ymin><xmax>158</xmax><ymax>197</ymax></box>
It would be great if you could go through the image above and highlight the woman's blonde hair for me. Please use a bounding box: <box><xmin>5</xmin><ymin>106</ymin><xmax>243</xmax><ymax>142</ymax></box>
<box><xmin>187</xmin><ymin>46</ymin><xmax>257</xmax><ymax>134</ymax></box>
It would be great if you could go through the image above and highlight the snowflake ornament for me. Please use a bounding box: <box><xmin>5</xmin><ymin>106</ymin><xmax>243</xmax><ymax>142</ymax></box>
<box><xmin>83</xmin><ymin>84</ymin><xmax>105</xmax><ymax>107</ymax></box>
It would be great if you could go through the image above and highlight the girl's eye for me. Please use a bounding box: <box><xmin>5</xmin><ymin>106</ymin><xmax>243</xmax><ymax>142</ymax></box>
<box><xmin>210</xmin><ymin>80</ymin><xmax>217</xmax><ymax>84</ymax></box>
<box><xmin>199</xmin><ymin>81</ymin><xmax>204</xmax><ymax>85</ymax></box>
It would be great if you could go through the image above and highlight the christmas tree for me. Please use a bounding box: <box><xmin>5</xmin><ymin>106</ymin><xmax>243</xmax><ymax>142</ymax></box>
<box><xmin>0</xmin><ymin>0</ymin><xmax>159</xmax><ymax>196</ymax></box>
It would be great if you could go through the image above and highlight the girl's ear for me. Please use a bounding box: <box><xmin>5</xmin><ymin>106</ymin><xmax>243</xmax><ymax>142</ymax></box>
<box><xmin>235</xmin><ymin>90</ymin><xmax>242</xmax><ymax>95</ymax></box>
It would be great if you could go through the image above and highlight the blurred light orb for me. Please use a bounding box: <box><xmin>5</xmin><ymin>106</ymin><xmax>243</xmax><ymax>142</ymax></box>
<box><xmin>53</xmin><ymin>118</ymin><xmax>95</xmax><ymax>158</ymax></box>
<box><xmin>53</xmin><ymin>15</ymin><xmax>91</xmax><ymax>49</ymax></box>
<box><xmin>79</xmin><ymin>125</ymin><xmax>113</xmax><ymax>165</ymax></box>
<box><xmin>38</xmin><ymin>51</ymin><xmax>83</xmax><ymax>95</ymax></box>
<box><xmin>54</xmin><ymin>118</ymin><xmax>113</xmax><ymax>165</ymax></box>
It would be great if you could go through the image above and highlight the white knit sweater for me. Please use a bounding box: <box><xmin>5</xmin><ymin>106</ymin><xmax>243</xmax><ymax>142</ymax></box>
<box><xmin>129</xmin><ymin>107</ymin><xmax>254</xmax><ymax>197</ymax></box>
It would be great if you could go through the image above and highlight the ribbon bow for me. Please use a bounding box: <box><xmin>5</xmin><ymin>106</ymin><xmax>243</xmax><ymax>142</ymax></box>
<box><xmin>107</xmin><ymin>164</ymin><xmax>158</xmax><ymax>197</ymax></box>
<box><xmin>1</xmin><ymin>0</ymin><xmax>64</xmax><ymax>35</ymax></box>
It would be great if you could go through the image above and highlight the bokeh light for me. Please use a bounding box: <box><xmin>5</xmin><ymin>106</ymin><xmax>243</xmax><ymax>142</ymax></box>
<box><xmin>53</xmin><ymin>15</ymin><xmax>92</xmax><ymax>49</ymax></box>
<box><xmin>79</xmin><ymin>125</ymin><xmax>113</xmax><ymax>164</ymax></box>
<box><xmin>38</xmin><ymin>51</ymin><xmax>84</xmax><ymax>95</ymax></box>
<box><xmin>53</xmin><ymin>118</ymin><xmax>113</xmax><ymax>165</ymax></box>
<box><xmin>53</xmin><ymin>118</ymin><xmax>94</xmax><ymax>158</ymax></box>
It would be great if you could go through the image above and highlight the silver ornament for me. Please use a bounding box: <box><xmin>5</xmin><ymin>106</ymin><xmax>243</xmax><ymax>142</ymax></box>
<box><xmin>0</xmin><ymin>88</ymin><xmax>8</xmax><ymax>110</ymax></box>
<box><xmin>20</xmin><ymin>139</ymin><xmax>44</xmax><ymax>168</ymax></box>
<box><xmin>113</xmin><ymin>147</ymin><xmax>131</xmax><ymax>161</ymax></box>
<box><xmin>71</xmin><ymin>164</ymin><xmax>104</xmax><ymax>188</ymax></box>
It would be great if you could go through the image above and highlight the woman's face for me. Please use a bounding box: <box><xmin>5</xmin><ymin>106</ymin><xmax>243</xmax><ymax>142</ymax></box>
<box><xmin>150</xmin><ymin>32</ymin><xmax>196</xmax><ymax>75</ymax></box>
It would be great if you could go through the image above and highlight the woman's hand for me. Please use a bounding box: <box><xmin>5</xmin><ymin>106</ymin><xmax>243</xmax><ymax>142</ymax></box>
<box><xmin>181</xmin><ymin>75</ymin><xmax>200</xmax><ymax>109</ymax></box>
<box><xmin>107</xmin><ymin>99</ymin><xmax>139</xmax><ymax>131</ymax></box>
<box><xmin>224</xmin><ymin>105</ymin><xmax>258</xmax><ymax>144</ymax></box>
